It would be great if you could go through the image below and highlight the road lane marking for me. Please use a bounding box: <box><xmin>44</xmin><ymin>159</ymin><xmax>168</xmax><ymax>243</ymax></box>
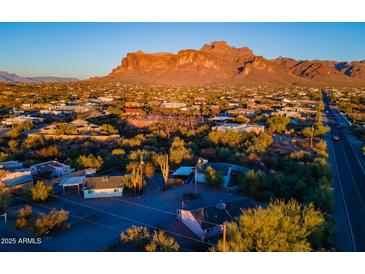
<box><xmin>326</xmin><ymin>115</ymin><xmax>357</xmax><ymax>251</ymax></box>
<box><xmin>335</xmin><ymin>109</ymin><xmax>365</xmax><ymax>176</ymax></box>
<box><xmin>328</xmin><ymin>134</ymin><xmax>357</xmax><ymax>251</ymax></box>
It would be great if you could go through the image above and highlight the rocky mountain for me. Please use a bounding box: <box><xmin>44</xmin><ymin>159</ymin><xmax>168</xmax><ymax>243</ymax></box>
<box><xmin>97</xmin><ymin>41</ymin><xmax>365</xmax><ymax>86</ymax></box>
<box><xmin>0</xmin><ymin>71</ymin><xmax>78</xmax><ymax>83</ymax></box>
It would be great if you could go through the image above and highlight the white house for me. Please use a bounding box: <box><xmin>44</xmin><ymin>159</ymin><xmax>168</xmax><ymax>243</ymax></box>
<box><xmin>83</xmin><ymin>176</ymin><xmax>123</xmax><ymax>199</ymax></box>
<box><xmin>30</xmin><ymin>161</ymin><xmax>74</xmax><ymax>179</ymax></box>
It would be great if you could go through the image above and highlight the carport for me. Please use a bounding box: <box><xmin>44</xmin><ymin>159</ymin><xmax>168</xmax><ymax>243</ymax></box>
<box><xmin>172</xmin><ymin>166</ymin><xmax>194</xmax><ymax>182</ymax></box>
<box><xmin>59</xmin><ymin>176</ymin><xmax>85</xmax><ymax>195</ymax></box>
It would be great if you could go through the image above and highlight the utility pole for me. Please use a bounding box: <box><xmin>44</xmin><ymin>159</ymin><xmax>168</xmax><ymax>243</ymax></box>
<box><xmin>195</xmin><ymin>158</ymin><xmax>203</xmax><ymax>195</ymax></box>
<box><xmin>222</xmin><ymin>222</ymin><xmax>227</xmax><ymax>252</ymax></box>
<box><xmin>139</xmin><ymin>157</ymin><xmax>144</xmax><ymax>194</ymax></box>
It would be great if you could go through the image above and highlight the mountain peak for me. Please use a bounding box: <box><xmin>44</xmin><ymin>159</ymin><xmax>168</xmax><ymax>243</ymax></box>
<box><xmin>100</xmin><ymin>42</ymin><xmax>365</xmax><ymax>86</ymax></box>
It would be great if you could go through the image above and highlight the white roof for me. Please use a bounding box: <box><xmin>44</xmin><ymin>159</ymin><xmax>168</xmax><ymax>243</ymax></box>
<box><xmin>59</xmin><ymin>176</ymin><xmax>85</xmax><ymax>186</ymax></box>
<box><xmin>172</xmin><ymin>167</ymin><xmax>194</xmax><ymax>177</ymax></box>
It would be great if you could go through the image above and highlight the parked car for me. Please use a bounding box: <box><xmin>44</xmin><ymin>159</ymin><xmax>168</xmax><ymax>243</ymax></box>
<box><xmin>333</xmin><ymin>135</ymin><xmax>339</xmax><ymax>141</ymax></box>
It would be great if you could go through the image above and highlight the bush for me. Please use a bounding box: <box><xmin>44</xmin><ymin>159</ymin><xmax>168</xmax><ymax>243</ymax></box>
<box><xmin>76</xmin><ymin>154</ymin><xmax>104</xmax><ymax>170</ymax></box>
<box><xmin>35</xmin><ymin>208</ymin><xmax>69</xmax><ymax>237</ymax></box>
<box><xmin>121</xmin><ymin>226</ymin><xmax>151</xmax><ymax>248</ymax></box>
<box><xmin>18</xmin><ymin>205</ymin><xmax>33</xmax><ymax>219</ymax></box>
<box><xmin>237</xmin><ymin>170</ymin><xmax>272</xmax><ymax>201</ymax></box>
<box><xmin>16</xmin><ymin>217</ymin><xmax>28</xmax><ymax>230</ymax></box>
<box><xmin>30</xmin><ymin>181</ymin><xmax>53</xmax><ymax>202</ymax></box>
<box><xmin>205</xmin><ymin>166</ymin><xmax>223</xmax><ymax>187</ymax></box>
<box><xmin>169</xmin><ymin>137</ymin><xmax>192</xmax><ymax>165</ymax></box>
<box><xmin>145</xmin><ymin>230</ymin><xmax>180</xmax><ymax>252</ymax></box>
<box><xmin>267</xmin><ymin>115</ymin><xmax>290</xmax><ymax>133</ymax></box>
<box><xmin>100</xmin><ymin>124</ymin><xmax>118</xmax><ymax>135</ymax></box>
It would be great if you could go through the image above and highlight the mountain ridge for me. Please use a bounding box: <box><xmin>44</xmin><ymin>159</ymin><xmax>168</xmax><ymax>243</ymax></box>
<box><xmin>0</xmin><ymin>71</ymin><xmax>79</xmax><ymax>83</ymax></box>
<box><xmin>94</xmin><ymin>41</ymin><xmax>365</xmax><ymax>87</ymax></box>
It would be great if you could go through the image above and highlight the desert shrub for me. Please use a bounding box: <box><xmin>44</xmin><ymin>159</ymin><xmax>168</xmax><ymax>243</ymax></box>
<box><xmin>16</xmin><ymin>218</ymin><xmax>28</xmax><ymax>230</ymax></box>
<box><xmin>205</xmin><ymin>166</ymin><xmax>223</xmax><ymax>187</ymax></box>
<box><xmin>169</xmin><ymin>137</ymin><xmax>192</xmax><ymax>165</ymax></box>
<box><xmin>18</xmin><ymin>205</ymin><xmax>33</xmax><ymax>219</ymax></box>
<box><xmin>145</xmin><ymin>230</ymin><xmax>180</xmax><ymax>252</ymax></box>
<box><xmin>121</xmin><ymin>226</ymin><xmax>151</xmax><ymax>248</ymax></box>
<box><xmin>266</xmin><ymin>115</ymin><xmax>290</xmax><ymax>133</ymax></box>
<box><xmin>76</xmin><ymin>154</ymin><xmax>104</xmax><ymax>170</ymax></box>
<box><xmin>237</xmin><ymin>170</ymin><xmax>272</xmax><ymax>201</ymax></box>
<box><xmin>30</xmin><ymin>181</ymin><xmax>53</xmax><ymax>202</ymax></box>
<box><xmin>35</xmin><ymin>208</ymin><xmax>69</xmax><ymax>237</ymax></box>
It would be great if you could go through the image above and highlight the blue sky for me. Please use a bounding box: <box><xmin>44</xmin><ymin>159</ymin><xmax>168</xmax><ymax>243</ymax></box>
<box><xmin>0</xmin><ymin>23</ymin><xmax>364</xmax><ymax>79</ymax></box>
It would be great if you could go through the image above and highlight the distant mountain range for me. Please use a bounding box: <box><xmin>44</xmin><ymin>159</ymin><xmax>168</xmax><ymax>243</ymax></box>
<box><xmin>0</xmin><ymin>71</ymin><xmax>78</xmax><ymax>83</ymax></box>
<box><xmin>94</xmin><ymin>41</ymin><xmax>365</xmax><ymax>86</ymax></box>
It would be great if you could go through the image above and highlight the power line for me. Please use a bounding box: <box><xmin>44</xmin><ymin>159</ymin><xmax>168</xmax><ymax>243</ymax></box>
<box><xmin>55</xmin><ymin>194</ymin><xmax>217</xmax><ymax>247</ymax></box>
<box><xmin>66</xmin><ymin>186</ymin><xmax>247</xmax><ymax>226</ymax></box>
<box><xmin>14</xmin><ymin>196</ymin><xmax>201</xmax><ymax>251</ymax></box>
<box><xmin>57</xmin><ymin>182</ymin><xmax>247</xmax><ymax>227</ymax></box>
<box><xmin>110</xmin><ymin>195</ymin><xmax>250</xmax><ymax>227</ymax></box>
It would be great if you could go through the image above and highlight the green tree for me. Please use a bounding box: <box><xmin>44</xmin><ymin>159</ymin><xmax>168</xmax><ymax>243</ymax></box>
<box><xmin>76</xmin><ymin>154</ymin><xmax>104</xmax><ymax>170</ymax></box>
<box><xmin>247</xmin><ymin>133</ymin><xmax>273</xmax><ymax>153</ymax></box>
<box><xmin>205</xmin><ymin>166</ymin><xmax>224</xmax><ymax>187</ymax></box>
<box><xmin>302</xmin><ymin>123</ymin><xmax>330</xmax><ymax>138</ymax></box>
<box><xmin>217</xmin><ymin>200</ymin><xmax>325</xmax><ymax>252</ymax></box>
<box><xmin>29</xmin><ymin>181</ymin><xmax>53</xmax><ymax>202</ymax></box>
<box><xmin>267</xmin><ymin>115</ymin><xmax>290</xmax><ymax>133</ymax></box>
<box><xmin>145</xmin><ymin>230</ymin><xmax>180</xmax><ymax>252</ymax></box>
<box><xmin>237</xmin><ymin>170</ymin><xmax>271</xmax><ymax>201</ymax></box>
<box><xmin>169</xmin><ymin>137</ymin><xmax>192</xmax><ymax>165</ymax></box>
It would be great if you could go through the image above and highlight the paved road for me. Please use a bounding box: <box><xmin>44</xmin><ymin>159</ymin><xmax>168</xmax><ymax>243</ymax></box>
<box><xmin>323</xmin><ymin>92</ymin><xmax>365</xmax><ymax>251</ymax></box>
